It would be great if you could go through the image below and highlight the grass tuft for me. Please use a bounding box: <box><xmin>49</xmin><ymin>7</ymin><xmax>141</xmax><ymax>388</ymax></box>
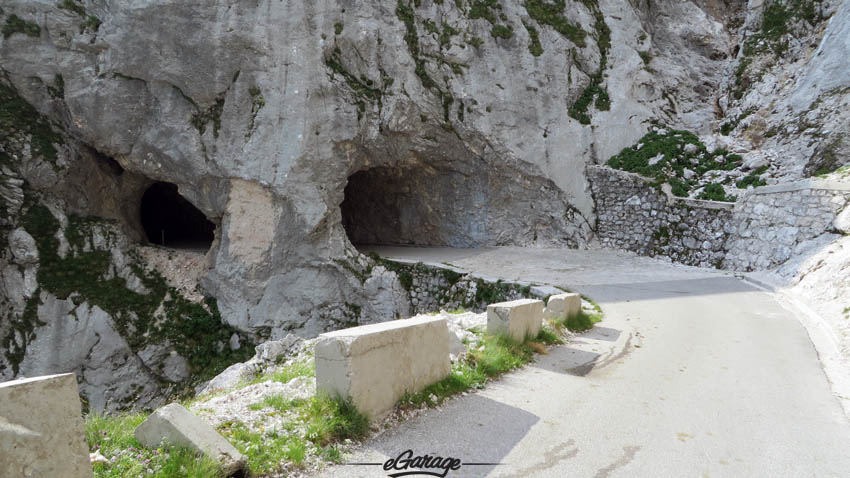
<box><xmin>564</xmin><ymin>311</ymin><xmax>594</xmax><ymax>332</ymax></box>
<box><xmin>86</xmin><ymin>413</ymin><xmax>224</xmax><ymax>478</ymax></box>
<box><xmin>303</xmin><ymin>394</ymin><xmax>370</xmax><ymax>446</ymax></box>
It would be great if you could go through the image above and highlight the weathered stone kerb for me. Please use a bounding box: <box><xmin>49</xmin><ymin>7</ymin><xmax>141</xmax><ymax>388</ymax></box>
<box><xmin>487</xmin><ymin>299</ymin><xmax>544</xmax><ymax>342</ymax></box>
<box><xmin>315</xmin><ymin>316</ymin><xmax>451</xmax><ymax>419</ymax></box>
<box><xmin>0</xmin><ymin>373</ymin><xmax>94</xmax><ymax>478</ymax></box>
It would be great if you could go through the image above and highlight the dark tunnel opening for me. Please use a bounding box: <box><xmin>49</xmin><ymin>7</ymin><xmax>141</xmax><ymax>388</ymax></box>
<box><xmin>340</xmin><ymin>164</ymin><xmax>487</xmax><ymax>248</ymax></box>
<box><xmin>140</xmin><ymin>182</ymin><xmax>215</xmax><ymax>251</ymax></box>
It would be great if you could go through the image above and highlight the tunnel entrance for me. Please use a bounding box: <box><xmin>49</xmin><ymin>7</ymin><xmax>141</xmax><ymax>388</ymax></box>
<box><xmin>140</xmin><ymin>182</ymin><xmax>215</xmax><ymax>250</ymax></box>
<box><xmin>340</xmin><ymin>164</ymin><xmax>487</xmax><ymax>248</ymax></box>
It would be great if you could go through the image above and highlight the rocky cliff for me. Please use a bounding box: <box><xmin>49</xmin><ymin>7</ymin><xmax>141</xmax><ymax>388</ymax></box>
<box><xmin>0</xmin><ymin>0</ymin><xmax>847</xmax><ymax>410</ymax></box>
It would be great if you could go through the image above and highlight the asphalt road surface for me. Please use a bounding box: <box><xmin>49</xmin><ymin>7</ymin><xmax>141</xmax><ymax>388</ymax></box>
<box><xmin>317</xmin><ymin>247</ymin><xmax>850</xmax><ymax>478</ymax></box>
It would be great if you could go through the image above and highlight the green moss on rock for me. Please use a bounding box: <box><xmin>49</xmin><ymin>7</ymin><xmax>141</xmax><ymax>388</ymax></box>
<box><xmin>567</xmin><ymin>0</ymin><xmax>611</xmax><ymax>124</ymax></box>
<box><xmin>524</xmin><ymin>0</ymin><xmax>586</xmax><ymax>47</ymax></box>
<box><xmin>191</xmin><ymin>97</ymin><xmax>225</xmax><ymax>138</ymax></box>
<box><xmin>2</xmin><ymin>14</ymin><xmax>40</xmax><ymax>39</ymax></box>
<box><xmin>0</xmin><ymin>81</ymin><xmax>63</xmax><ymax>165</ymax></box>
<box><xmin>12</xmin><ymin>204</ymin><xmax>253</xmax><ymax>384</ymax></box>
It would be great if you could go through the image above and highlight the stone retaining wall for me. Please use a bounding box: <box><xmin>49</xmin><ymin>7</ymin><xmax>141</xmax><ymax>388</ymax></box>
<box><xmin>724</xmin><ymin>182</ymin><xmax>850</xmax><ymax>270</ymax></box>
<box><xmin>372</xmin><ymin>257</ymin><xmax>536</xmax><ymax>313</ymax></box>
<box><xmin>589</xmin><ymin>166</ymin><xmax>733</xmax><ymax>268</ymax></box>
<box><xmin>588</xmin><ymin>165</ymin><xmax>850</xmax><ymax>271</ymax></box>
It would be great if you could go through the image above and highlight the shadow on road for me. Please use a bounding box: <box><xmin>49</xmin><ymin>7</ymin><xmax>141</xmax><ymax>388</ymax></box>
<box><xmin>532</xmin><ymin>346</ymin><xmax>601</xmax><ymax>377</ymax></box>
<box><xmin>369</xmin><ymin>394</ymin><xmax>539</xmax><ymax>477</ymax></box>
<box><xmin>582</xmin><ymin>326</ymin><xmax>621</xmax><ymax>342</ymax></box>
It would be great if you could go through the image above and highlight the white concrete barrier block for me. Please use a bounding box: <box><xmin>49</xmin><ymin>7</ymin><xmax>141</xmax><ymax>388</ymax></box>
<box><xmin>315</xmin><ymin>316</ymin><xmax>451</xmax><ymax>420</ymax></box>
<box><xmin>134</xmin><ymin>403</ymin><xmax>246</xmax><ymax>475</ymax></box>
<box><xmin>0</xmin><ymin>373</ymin><xmax>93</xmax><ymax>478</ymax></box>
<box><xmin>487</xmin><ymin>299</ymin><xmax>544</xmax><ymax>342</ymax></box>
<box><xmin>544</xmin><ymin>292</ymin><xmax>582</xmax><ymax>320</ymax></box>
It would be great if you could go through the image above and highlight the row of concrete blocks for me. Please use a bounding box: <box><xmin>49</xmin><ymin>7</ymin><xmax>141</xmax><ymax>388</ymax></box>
<box><xmin>316</xmin><ymin>292</ymin><xmax>582</xmax><ymax>419</ymax></box>
<box><xmin>0</xmin><ymin>293</ymin><xmax>581</xmax><ymax>477</ymax></box>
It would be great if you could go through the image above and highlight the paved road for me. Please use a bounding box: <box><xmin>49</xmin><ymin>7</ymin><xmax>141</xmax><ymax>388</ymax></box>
<box><xmin>318</xmin><ymin>247</ymin><xmax>850</xmax><ymax>478</ymax></box>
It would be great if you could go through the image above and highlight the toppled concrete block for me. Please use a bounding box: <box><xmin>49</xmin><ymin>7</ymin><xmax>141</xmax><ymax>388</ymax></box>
<box><xmin>134</xmin><ymin>403</ymin><xmax>246</xmax><ymax>476</ymax></box>
<box><xmin>544</xmin><ymin>292</ymin><xmax>582</xmax><ymax>320</ymax></box>
<box><xmin>315</xmin><ymin>316</ymin><xmax>451</xmax><ymax>420</ymax></box>
<box><xmin>0</xmin><ymin>373</ymin><xmax>93</xmax><ymax>478</ymax></box>
<box><xmin>487</xmin><ymin>299</ymin><xmax>544</xmax><ymax>342</ymax></box>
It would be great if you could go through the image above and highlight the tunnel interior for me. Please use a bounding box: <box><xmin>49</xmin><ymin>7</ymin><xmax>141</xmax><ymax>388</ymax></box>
<box><xmin>340</xmin><ymin>163</ymin><xmax>488</xmax><ymax>248</ymax></box>
<box><xmin>140</xmin><ymin>182</ymin><xmax>215</xmax><ymax>250</ymax></box>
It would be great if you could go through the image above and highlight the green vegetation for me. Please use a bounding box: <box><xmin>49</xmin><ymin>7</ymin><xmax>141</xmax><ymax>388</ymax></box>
<box><xmin>250</xmin><ymin>359</ymin><xmax>314</xmax><ymax>386</ymax></box>
<box><xmin>564</xmin><ymin>311</ymin><xmax>594</xmax><ymax>332</ymax></box>
<box><xmin>395</xmin><ymin>0</ymin><xmax>458</xmax><ymax>129</ymax></box>
<box><xmin>58</xmin><ymin>0</ymin><xmax>102</xmax><ymax>33</ymax></box>
<box><xmin>580</xmin><ymin>295</ymin><xmax>604</xmax><ymax>323</ymax></box>
<box><xmin>606</xmin><ymin>126</ymin><xmax>744</xmax><ymax>200</ymax></box>
<box><xmin>58</xmin><ymin>0</ymin><xmax>87</xmax><ymax>16</ymax></box>
<box><xmin>402</xmin><ymin>296</ymin><xmax>603</xmax><ymax>409</ymax></box>
<box><xmin>400</xmin><ymin>332</ymin><xmax>541</xmax><ymax>408</ymax></box>
<box><xmin>469</xmin><ymin>0</ymin><xmax>503</xmax><ymax>24</ymax></box>
<box><xmin>223</xmin><ymin>423</ymin><xmax>308</xmax><ymax>471</ymax></box>
<box><xmin>224</xmin><ymin>393</ymin><xmax>367</xmax><ymax>472</ymax></box>
<box><xmin>567</xmin><ymin>0</ymin><xmax>611</xmax><ymax>124</ymax></box>
<box><xmin>80</xmin><ymin>15</ymin><xmax>102</xmax><ymax>32</ymax></box>
<box><xmin>733</xmin><ymin>1</ymin><xmax>824</xmax><ymax>100</ymax></box>
<box><xmin>736</xmin><ymin>165</ymin><xmax>769</xmax><ymax>189</ymax></box>
<box><xmin>809</xmin><ymin>134</ymin><xmax>845</xmax><ymax>177</ymax></box>
<box><xmin>731</xmin><ymin>56</ymin><xmax>753</xmax><ymax>100</ymax></box>
<box><xmin>2</xmin><ymin>14</ymin><xmax>40</xmax><ymax>39</ymax></box>
<box><xmin>490</xmin><ymin>24</ymin><xmax>513</xmax><ymax>39</ymax></box>
<box><xmin>5</xmin><ymin>205</ymin><xmax>252</xmax><ymax>384</ymax></box>
<box><xmin>86</xmin><ymin>413</ymin><xmax>225</xmax><ymax>478</ymax></box>
<box><xmin>524</xmin><ymin>23</ymin><xmax>543</xmax><ymax>56</ymax></box>
<box><xmin>466</xmin><ymin>35</ymin><xmax>484</xmax><ymax>48</ymax></box>
<box><xmin>698</xmin><ymin>182</ymin><xmax>736</xmax><ymax>202</ymax></box>
<box><xmin>743</xmin><ymin>0</ymin><xmax>824</xmax><ymax>57</ymax></box>
<box><xmin>440</xmin><ymin>23</ymin><xmax>460</xmax><ymax>47</ymax></box>
<box><xmin>818</xmin><ymin>164</ymin><xmax>850</xmax><ymax>179</ymax></box>
<box><xmin>47</xmin><ymin>73</ymin><xmax>65</xmax><ymax>100</ymax></box>
<box><xmin>87</xmin><ymin>391</ymin><xmax>363</xmax><ymax>477</ymax></box>
<box><xmin>334</xmin><ymin>22</ymin><xmax>343</xmax><ymax>35</ymax></box>
<box><xmin>397</xmin><ymin>1</ymin><xmax>437</xmax><ymax>90</ymax></box>
<box><xmin>0</xmin><ymin>80</ymin><xmax>63</xmax><ymax>165</ymax></box>
<box><xmin>87</xmin><ymin>356</ymin><xmax>359</xmax><ymax>476</ymax></box>
<box><xmin>191</xmin><ymin>97</ymin><xmax>225</xmax><ymax>138</ymax></box>
<box><xmin>524</xmin><ymin>0</ymin><xmax>587</xmax><ymax>47</ymax></box>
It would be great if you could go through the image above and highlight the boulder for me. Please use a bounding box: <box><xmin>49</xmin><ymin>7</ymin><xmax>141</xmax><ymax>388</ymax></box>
<box><xmin>134</xmin><ymin>403</ymin><xmax>246</xmax><ymax>476</ymax></box>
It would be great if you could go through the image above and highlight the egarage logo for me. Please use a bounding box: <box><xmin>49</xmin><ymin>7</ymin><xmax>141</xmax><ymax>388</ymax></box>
<box><xmin>347</xmin><ymin>449</ymin><xmax>503</xmax><ymax>478</ymax></box>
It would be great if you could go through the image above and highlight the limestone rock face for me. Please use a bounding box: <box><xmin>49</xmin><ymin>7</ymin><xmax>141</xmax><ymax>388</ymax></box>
<box><xmin>0</xmin><ymin>0</ymin><xmax>741</xmax><ymax>339</ymax></box>
<box><xmin>2</xmin><ymin>0</ymin><xmax>848</xmax><ymax>410</ymax></box>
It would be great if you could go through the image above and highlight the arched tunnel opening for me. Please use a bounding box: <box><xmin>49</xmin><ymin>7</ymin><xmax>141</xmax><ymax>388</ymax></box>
<box><xmin>340</xmin><ymin>164</ymin><xmax>487</xmax><ymax>248</ymax></box>
<box><xmin>140</xmin><ymin>182</ymin><xmax>215</xmax><ymax>251</ymax></box>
